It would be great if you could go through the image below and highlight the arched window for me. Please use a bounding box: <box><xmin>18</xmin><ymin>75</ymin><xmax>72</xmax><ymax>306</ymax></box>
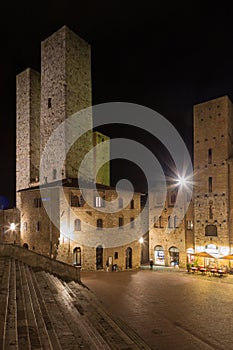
<box><xmin>73</xmin><ymin>247</ymin><xmax>81</xmax><ymax>266</ymax></box>
<box><xmin>74</xmin><ymin>219</ymin><xmax>81</xmax><ymax>231</ymax></box>
<box><xmin>119</xmin><ymin>217</ymin><xmax>124</xmax><ymax>229</ymax></box>
<box><xmin>71</xmin><ymin>195</ymin><xmax>79</xmax><ymax>207</ymax></box>
<box><xmin>130</xmin><ymin>199</ymin><xmax>134</xmax><ymax>209</ymax></box>
<box><xmin>205</xmin><ymin>224</ymin><xmax>217</xmax><ymax>236</ymax></box>
<box><xmin>97</xmin><ymin>219</ymin><xmax>103</xmax><ymax>230</ymax></box>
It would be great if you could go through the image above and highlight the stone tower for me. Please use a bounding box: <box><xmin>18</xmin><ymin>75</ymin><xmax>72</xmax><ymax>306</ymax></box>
<box><xmin>16</xmin><ymin>68</ymin><xmax>41</xmax><ymax>208</ymax></box>
<box><xmin>40</xmin><ymin>26</ymin><xmax>93</xmax><ymax>184</ymax></box>
<box><xmin>193</xmin><ymin>96</ymin><xmax>233</xmax><ymax>255</ymax></box>
<box><xmin>16</xmin><ymin>26</ymin><xmax>98</xmax><ymax>209</ymax></box>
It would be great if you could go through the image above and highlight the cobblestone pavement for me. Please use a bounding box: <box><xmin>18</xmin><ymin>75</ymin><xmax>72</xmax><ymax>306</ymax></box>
<box><xmin>82</xmin><ymin>268</ymin><xmax>233</xmax><ymax>350</ymax></box>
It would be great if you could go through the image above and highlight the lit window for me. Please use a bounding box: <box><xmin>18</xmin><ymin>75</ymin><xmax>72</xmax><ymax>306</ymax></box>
<box><xmin>187</xmin><ymin>220</ymin><xmax>193</xmax><ymax>230</ymax></box>
<box><xmin>95</xmin><ymin>196</ymin><xmax>104</xmax><ymax>208</ymax></box>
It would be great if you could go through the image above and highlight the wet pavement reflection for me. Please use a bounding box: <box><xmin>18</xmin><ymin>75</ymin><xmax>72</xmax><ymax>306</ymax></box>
<box><xmin>82</xmin><ymin>268</ymin><xmax>233</xmax><ymax>349</ymax></box>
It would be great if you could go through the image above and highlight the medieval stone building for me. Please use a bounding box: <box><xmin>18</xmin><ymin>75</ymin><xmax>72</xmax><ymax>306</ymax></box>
<box><xmin>15</xmin><ymin>26</ymin><xmax>143</xmax><ymax>270</ymax></box>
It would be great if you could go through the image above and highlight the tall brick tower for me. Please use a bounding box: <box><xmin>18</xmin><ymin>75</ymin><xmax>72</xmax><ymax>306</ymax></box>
<box><xmin>40</xmin><ymin>26</ymin><xmax>93</xmax><ymax>183</ymax></box>
<box><xmin>16</xmin><ymin>26</ymin><xmax>96</xmax><ymax>208</ymax></box>
<box><xmin>193</xmin><ymin>96</ymin><xmax>233</xmax><ymax>255</ymax></box>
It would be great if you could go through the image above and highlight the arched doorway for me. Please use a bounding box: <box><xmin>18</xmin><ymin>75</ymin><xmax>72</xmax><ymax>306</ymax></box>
<box><xmin>73</xmin><ymin>247</ymin><xmax>81</xmax><ymax>266</ymax></box>
<box><xmin>23</xmin><ymin>243</ymin><xmax>29</xmax><ymax>249</ymax></box>
<box><xmin>169</xmin><ymin>246</ymin><xmax>179</xmax><ymax>266</ymax></box>
<box><xmin>154</xmin><ymin>245</ymin><xmax>165</xmax><ymax>265</ymax></box>
<box><xmin>125</xmin><ymin>247</ymin><xmax>132</xmax><ymax>269</ymax></box>
<box><xmin>96</xmin><ymin>245</ymin><xmax>103</xmax><ymax>270</ymax></box>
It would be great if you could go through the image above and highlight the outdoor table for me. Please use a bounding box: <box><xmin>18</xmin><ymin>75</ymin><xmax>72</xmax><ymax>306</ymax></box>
<box><xmin>209</xmin><ymin>268</ymin><xmax>218</xmax><ymax>276</ymax></box>
<box><xmin>191</xmin><ymin>267</ymin><xmax>198</xmax><ymax>273</ymax></box>
<box><xmin>199</xmin><ymin>267</ymin><xmax>207</xmax><ymax>275</ymax></box>
<box><xmin>217</xmin><ymin>269</ymin><xmax>225</xmax><ymax>277</ymax></box>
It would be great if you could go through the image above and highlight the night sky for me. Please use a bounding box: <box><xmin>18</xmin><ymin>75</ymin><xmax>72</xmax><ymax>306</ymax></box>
<box><xmin>1</xmin><ymin>1</ymin><xmax>233</xmax><ymax>207</ymax></box>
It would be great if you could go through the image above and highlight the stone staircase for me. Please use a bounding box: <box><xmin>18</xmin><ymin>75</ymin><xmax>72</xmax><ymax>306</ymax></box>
<box><xmin>0</xmin><ymin>257</ymin><xmax>151</xmax><ymax>350</ymax></box>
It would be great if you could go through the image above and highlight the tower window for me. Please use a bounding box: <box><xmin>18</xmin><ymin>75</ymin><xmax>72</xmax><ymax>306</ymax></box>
<box><xmin>95</xmin><ymin>196</ymin><xmax>103</xmax><ymax>208</ymax></box>
<box><xmin>208</xmin><ymin>149</ymin><xmax>212</xmax><ymax>164</ymax></box>
<box><xmin>168</xmin><ymin>216</ymin><xmax>173</xmax><ymax>228</ymax></box>
<box><xmin>48</xmin><ymin>98</ymin><xmax>52</xmax><ymax>108</ymax></box>
<box><xmin>34</xmin><ymin>198</ymin><xmax>42</xmax><ymax>208</ymax></box>
<box><xmin>119</xmin><ymin>217</ymin><xmax>124</xmax><ymax>229</ymax></box>
<box><xmin>97</xmin><ymin>219</ymin><xmax>103</xmax><ymax>230</ymax></box>
<box><xmin>36</xmin><ymin>221</ymin><xmax>40</xmax><ymax>231</ymax></box>
<box><xmin>208</xmin><ymin>177</ymin><xmax>212</xmax><ymax>193</ymax></box>
<box><xmin>159</xmin><ymin>216</ymin><xmax>163</xmax><ymax>228</ymax></box>
<box><xmin>130</xmin><ymin>217</ymin><xmax>135</xmax><ymax>229</ymax></box>
<box><xmin>130</xmin><ymin>199</ymin><xmax>134</xmax><ymax>209</ymax></box>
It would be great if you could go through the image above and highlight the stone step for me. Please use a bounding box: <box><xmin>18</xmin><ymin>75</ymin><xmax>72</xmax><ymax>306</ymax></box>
<box><xmin>20</xmin><ymin>263</ymin><xmax>42</xmax><ymax>349</ymax></box>
<box><xmin>28</xmin><ymin>267</ymin><xmax>62</xmax><ymax>350</ymax></box>
<box><xmin>0</xmin><ymin>257</ymin><xmax>11</xmax><ymax>349</ymax></box>
<box><xmin>4</xmin><ymin>258</ymin><xmax>18</xmax><ymax>350</ymax></box>
<box><xmin>35</xmin><ymin>271</ymin><xmax>82</xmax><ymax>350</ymax></box>
<box><xmin>15</xmin><ymin>260</ymin><xmax>31</xmax><ymax>350</ymax></box>
<box><xmin>23</xmin><ymin>264</ymin><xmax>54</xmax><ymax>350</ymax></box>
<box><xmin>46</xmin><ymin>272</ymin><xmax>110</xmax><ymax>350</ymax></box>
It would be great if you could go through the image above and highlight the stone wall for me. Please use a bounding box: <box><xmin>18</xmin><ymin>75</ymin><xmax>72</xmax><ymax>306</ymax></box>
<box><xmin>0</xmin><ymin>244</ymin><xmax>80</xmax><ymax>282</ymax></box>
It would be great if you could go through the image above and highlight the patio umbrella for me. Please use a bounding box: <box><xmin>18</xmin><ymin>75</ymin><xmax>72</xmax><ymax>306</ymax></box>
<box><xmin>192</xmin><ymin>251</ymin><xmax>216</xmax><ymax>258</ymax></box>
<box><xmin>218</xmin><ymin>254</ymin><xmax>233</xmax><ymax>260</ymax></box>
